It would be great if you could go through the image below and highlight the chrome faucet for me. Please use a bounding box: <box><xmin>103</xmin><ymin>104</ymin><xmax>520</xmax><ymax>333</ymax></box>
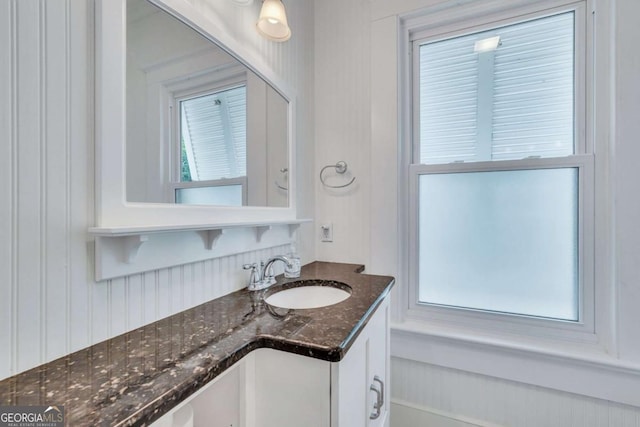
<box><xmin>243</xmin><ymin>255</ymin><xmax>293</xmax><ymax>291</ymax></box>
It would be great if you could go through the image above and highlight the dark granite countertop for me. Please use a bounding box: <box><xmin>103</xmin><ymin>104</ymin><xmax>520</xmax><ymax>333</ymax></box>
<box><xmin>0</xmin><ymin>262</ymin><xmax>395</xmax><ymax>426</ymax></box>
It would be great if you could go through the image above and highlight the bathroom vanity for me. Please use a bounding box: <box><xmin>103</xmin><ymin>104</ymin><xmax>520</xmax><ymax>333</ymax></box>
<box><xmin>0</xmin><ymin>1</ymin><xmax>400</xmax><ymax>425</ymax></box>
<box><xmin>0</xmin><ymin>262</ymin><xmax>394</xmax><ymax>426</ymax></box>
<box><xmin>152</xmin><ymin>289</ymin><xmax>389</xmax><ymax>427</ymax></box>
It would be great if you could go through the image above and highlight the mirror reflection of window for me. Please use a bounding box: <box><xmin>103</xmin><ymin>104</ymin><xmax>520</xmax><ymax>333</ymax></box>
<box><xmin>175</xmin><ymin>184</ymin><xmax>244</xmax><ymax>206</ymax></box>
<box><xmin>175</xmin><ymin>85</ymin><xmax>248</xmax><ymax>206</ymax></box>
<box><xmin>125</xmin><ymin>0</ymin><xmax>289</xmax><ymax>208</ymax></box>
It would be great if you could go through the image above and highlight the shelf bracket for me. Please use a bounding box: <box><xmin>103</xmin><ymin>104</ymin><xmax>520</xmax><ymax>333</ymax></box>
<box><xmin>123</xmin><ymin>235</ymin><xmax>149</xmax><ymax>263</ymax></box>
<box><xmin>288</xmin><ymin>223</ymin><xmax>301</xmax><ymax>238</ymax></box>
<box><xmin>255</xmin><ymin>225</ymin><xmax>272</xmax><ymax>243</ymax></box>
<box><xmin>198</xmin><ymin>229</ymin><xmax>225</xmax><ymax>250</ymax></box>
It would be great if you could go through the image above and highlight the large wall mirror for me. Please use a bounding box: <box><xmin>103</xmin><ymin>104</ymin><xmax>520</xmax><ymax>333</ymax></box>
<box><xmin>126</xmin><ymin>0</ymin><xmax>288</xmax><ymax>208</ymax></box>
<box><xmin>94</xmin><ymin>0</ymin><xmax>296</xmax><ymax>228</ymax></box>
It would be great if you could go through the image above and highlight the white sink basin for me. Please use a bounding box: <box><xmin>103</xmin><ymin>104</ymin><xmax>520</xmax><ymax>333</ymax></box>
<box><xmin>265</xmin><ymin>282</ymin><xmax>351</xmax><ymax>309</ymax></box>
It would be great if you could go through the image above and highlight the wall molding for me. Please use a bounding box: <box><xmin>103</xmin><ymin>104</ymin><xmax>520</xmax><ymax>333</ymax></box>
<box><xmin>391</xmin><ymin>325</ymin><xmax>640</xmax><ymax>408</ymax></box>
<box><xmin>391</xmin><ymin>399</ymin><xmax>502</xmax><ymax>427</ymax></box>
<box><xmin>391</xmin><ymin>357</ymin><xmax>640</xmax><ymax>426</ymax></box>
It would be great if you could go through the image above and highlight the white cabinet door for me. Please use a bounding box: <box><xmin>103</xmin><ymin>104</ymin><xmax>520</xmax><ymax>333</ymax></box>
<box><xmin>150</xmin><ymin>363</ymin><xmax>243</xmax><ymax>427</ymax></box>
<box><xmin>250</xmin><ymin>348</ymin><xmax>331</xmax><ymax>427</ymax></box>
<box><xmin>331</xmin><ymin>328</ymin><xmax>369</xmax><ymax>426</ymax></box>
<box><xmin>331</xmin><ymin>297</ymin><xmax>390</xmax><ymax>427</ymax></box>
<box><xmin>191</xmin><ymin>366</ymin><xmax>242</xmax><ymax>427</ymax></box>
<box><xmin>366</xmin><ymin>298</ymin><xmax>390</xmax><ymax>427</ymax></box>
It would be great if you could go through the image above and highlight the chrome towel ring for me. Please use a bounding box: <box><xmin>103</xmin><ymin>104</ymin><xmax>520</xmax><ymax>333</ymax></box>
<box><xmin>320</xmin><ymin>161</ymin><xmax>356</xmax><ymax>189</ymax></box>
<box><xmin>275</xmin><ymin>168</ymin><xmax>288</xmax><ymax>191</ymax></box>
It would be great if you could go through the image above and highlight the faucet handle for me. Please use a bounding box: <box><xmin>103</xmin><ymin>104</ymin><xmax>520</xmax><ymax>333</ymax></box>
<box><xmin>242</xmin><ymin>263</ymin><xmax>257</xmax><ymax>270</ymax></box>
<box><xmin>243</xmin><ymin>263</ymin><xmax>261</xmax><ymax>290</ymax></box>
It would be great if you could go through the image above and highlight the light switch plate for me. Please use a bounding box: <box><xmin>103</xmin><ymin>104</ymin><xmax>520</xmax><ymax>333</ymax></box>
<box><xmin>320</xmin><ymin>223</ymin><xmax>333</xmax><ymax>242</ymax></box>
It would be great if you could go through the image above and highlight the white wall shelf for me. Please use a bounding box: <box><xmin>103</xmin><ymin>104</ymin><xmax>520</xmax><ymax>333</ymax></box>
<box><xmin>89</xmin><ymin>219</ymin><xmax>311</xmax><ymax>281</ymax></box>
<box><xmin>88</xmin><ymin>219</ymin><xmax>311</xmax><ymax>237</ymax></box>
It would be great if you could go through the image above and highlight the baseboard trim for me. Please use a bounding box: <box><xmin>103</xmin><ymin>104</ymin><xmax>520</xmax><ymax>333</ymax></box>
<box><xmin>391</xmin><ymin>399</ymin><xmax>504</xmax><ymax>427</ymax></box>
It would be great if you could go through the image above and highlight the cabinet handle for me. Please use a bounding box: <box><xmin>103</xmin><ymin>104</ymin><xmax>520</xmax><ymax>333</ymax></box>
<box><xmin>373</xmin><ymin>375</ymin><xmax>384</xmax><ymax>407</ymax></box>
<box><xmin>369</xmin><ymin>375</ymin><xmax>385</xmax><ymax>420</ymax></box>
<box><xmin>369</xmin><ymin>384</ymin><xmax>381</xmax><ymax>420</ymax></box>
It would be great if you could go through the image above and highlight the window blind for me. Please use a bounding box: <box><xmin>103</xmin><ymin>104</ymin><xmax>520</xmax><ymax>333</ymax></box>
<box><xmin>418</xmin><ymin>12</ymin><xmax>574</xmax><ymax>164</ymax></box>
<box><xmin>419</xmin><ymin>34</ymin><xmax>479</xmax><ymax>164</ymax></box>
<box><xmin>180</xmin><ymin>85</ymin><xmax>247</xmax><ymax>181</ymax></box>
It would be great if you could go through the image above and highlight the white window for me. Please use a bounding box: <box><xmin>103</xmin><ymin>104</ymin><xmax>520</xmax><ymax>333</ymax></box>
<box><xmin>173</xmin><ymin>84</ymin><xmax>248</xmax><ymax>206</ymax></box>
<box><xmin>408</xmin><ymin>5</ymin><xmax>594</xmax><ymax>333</ymax></box>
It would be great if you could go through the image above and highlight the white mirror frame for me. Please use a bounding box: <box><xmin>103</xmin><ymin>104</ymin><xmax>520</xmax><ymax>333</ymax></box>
<box><xmin>94</xmin><ymin>0</ymin><xmax>297</xmax><ymax>229</ymax></box>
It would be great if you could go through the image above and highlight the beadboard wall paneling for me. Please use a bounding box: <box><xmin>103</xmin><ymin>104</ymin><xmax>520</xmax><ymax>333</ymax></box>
<box><xmin>615</xmin><ymin>0</ymin><xmax>640</xmax><ymax>361</ymax></box>
<box><xmin>0</xmin><ymin>0</ymin><xmax>15</xmax><ymax>377</ymax></box>
<box><xmin>391</xmin><ymin>357</ymin><xmax>640</xmax><ymax>427</ymax></box>
<box><xmin>43</xmin><ymin>0</ymin><xmax>71</xmax><ymax>365</ymax></box>
<box><xmin>67</xmin><ymin>0</ymin><xmax>92</xmax><ymax>356</ymax></box>
<box><xmin>15</xmin><ymin>0</ymin><xmax>45</xmax><ymax>374</ymax></box>
<box><xmin>89</xmin><ymin>245</ymin><xmax>290</xmax><ymax>345</ymax></box>
<box><xmin>314</xmin><ymin>0</ymin><xmax>372</xmax><ymax>267</ymax></box>
<box><xmin>0</xmin><ymin>0</ymin><xmax>315</xmax><ymax>380</ymax></box>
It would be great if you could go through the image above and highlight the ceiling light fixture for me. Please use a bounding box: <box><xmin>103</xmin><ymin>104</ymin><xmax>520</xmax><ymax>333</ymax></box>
<box><xmin>256</xmin><ymin>0</ymin><xmax>291</xmax><ymax>42</ymax></box>
<box><xmin>474</xmin><ymin>36</ymin><xmax>501</xmax><ymax>53</ymax></box>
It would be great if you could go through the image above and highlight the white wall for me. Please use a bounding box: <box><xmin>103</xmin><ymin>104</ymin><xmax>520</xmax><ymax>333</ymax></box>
<box><xmin>613</xmin><ymin>0</ymin><xmax>640</xmax><ymax>362</ymax></box>
<box><xmin>314</xmin><ymin>0</ymin><xmax>371</xmax><ymax>266</ymax></box>
<box><xmin>0</xmin><ymin>0</ymin><xmax>315</xmax><ymax>380</ymax></box>
<box><xmin>314</xmin><ymin>0</ymin><xmax>640</xmax><ymax>424</ymax></box>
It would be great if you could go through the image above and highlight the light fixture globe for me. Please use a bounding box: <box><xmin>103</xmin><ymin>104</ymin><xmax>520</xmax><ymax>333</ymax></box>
<box><xmin>256</xmin><ymin>0</ymin><xmax>291</xmax><ymax>42</ymax></box>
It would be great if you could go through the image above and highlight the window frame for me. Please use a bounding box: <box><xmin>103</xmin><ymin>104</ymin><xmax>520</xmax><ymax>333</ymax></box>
<box><xmin>171</xmin><ymin>177</ymin><xmax>248</xmax><ymax>206</ymax></box>
<box><xmin>170</xmin><ymin>73</ymin><xmax>248</xmax><ymax>203</ymax></box>
<box><xmin>405</xmin><ymin>1</ymin><xmax>596</xmax><ymax>341</ymax></box>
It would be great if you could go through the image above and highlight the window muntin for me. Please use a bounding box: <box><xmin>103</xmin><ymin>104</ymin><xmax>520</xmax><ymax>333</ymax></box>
<box><xmin>411</xmin><ymin>10</ymin><xmax>589</xmax><ymax>324</ymax></box>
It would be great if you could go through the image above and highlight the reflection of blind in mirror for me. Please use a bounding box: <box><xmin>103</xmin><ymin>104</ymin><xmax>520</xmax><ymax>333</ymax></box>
<box><xmin>176</xmin><ymin>185</ymin><xmax>243</xmax><ymax>206</ymax></box>
<box><xmin>418</xmin><ymin>12</ymin><xmax>574</xmax><ymax>164</ymax></box>
<box><xmin>180</xmin><ymin>85</ymin><xmax>247</xmax><ymax>181</ymax></box>
<box><xmin>418</xmin><ymin>167</ymin><xmax>578</xmax><ymax>321</ymax></box>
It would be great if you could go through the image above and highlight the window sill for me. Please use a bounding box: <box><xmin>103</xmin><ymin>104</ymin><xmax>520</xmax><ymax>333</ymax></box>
<box><xmin>391</xmin><ymin>319</ymin><xmax>640</xmax><ymax>407</ymax></box>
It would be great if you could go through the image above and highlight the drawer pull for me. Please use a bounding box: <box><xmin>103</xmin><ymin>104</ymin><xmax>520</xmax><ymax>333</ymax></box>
<box><xmin>373</xmin><ymin>375</ymin><xmax>384</xmax><ymax>406</ymax></box>
<box><xmin>369</xmin><ymin>383</ymin><xmax>381</xmax><ymax>420</ymax></box>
